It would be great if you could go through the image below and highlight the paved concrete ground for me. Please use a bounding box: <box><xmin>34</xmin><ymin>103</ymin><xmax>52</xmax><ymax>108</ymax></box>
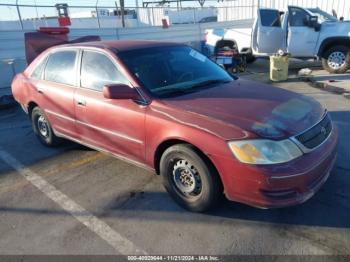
<box><xmin>246</xmin><ymin>58</ymin><xmax>350</xmax><ymax>98</ymax></box>
<box><xmin>0</xmin><ymin>62</ymin><xmax>350</xmax><ymax>255</ymax></box>
<box><xmin>301</xmin><ymin>71</ymin><xmax>350</xmax><ymax>98</ymax></box>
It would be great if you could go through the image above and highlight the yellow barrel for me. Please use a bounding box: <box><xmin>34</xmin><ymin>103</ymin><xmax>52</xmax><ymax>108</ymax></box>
<box><xmin>270</xmin><ymin>55</ymin><xmax>289</xmax><ymax>82</ymax></box>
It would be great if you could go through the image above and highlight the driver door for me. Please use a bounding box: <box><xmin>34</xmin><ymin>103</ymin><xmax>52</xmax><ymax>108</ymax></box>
<box><xmin>287</xmin><ymin>6</ymin><xmax>319</xmax><ymax>57</ymax></box>
<box><xmin>252</xmin><ymin>9</ymin><xmax>284</xmax><ymax>55</ymax></box>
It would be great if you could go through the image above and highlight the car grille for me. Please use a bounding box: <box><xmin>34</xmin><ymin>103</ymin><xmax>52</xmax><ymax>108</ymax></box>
<box><xmin>295</xmin><ymin>113</ymin><xmax>332</xmax><ymax>149</ymax></box>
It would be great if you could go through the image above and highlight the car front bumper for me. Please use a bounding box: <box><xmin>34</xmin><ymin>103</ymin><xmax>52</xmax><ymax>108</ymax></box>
<box><xmin>212</xmin><ymin>125</ymin><xmax>339</xmax><ymax>209</ymax></box>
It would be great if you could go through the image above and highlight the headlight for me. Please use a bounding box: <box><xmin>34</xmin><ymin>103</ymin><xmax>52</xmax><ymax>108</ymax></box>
<box><xmin>228</xmin><ymin>139</ymin><xmax>303</xmax><ymax>165</ymax></box>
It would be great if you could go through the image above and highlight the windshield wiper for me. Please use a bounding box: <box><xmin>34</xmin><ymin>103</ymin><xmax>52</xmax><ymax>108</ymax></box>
<box><xmin>186</xmin><ymin>79</ymin><xmax>232</xmax><ymax>90</ymax></box>
<box><xmin>157</xmin><ymin>88</ymin><xmax>195</xmax><ymax>98</ymax></box>
<box><xmin>157</xmin><ymin>79</ymin><xmax>232</xmax><ymax>98</ymax></box>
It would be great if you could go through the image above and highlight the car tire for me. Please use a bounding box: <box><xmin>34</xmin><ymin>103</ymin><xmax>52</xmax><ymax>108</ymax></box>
<box><xmin>31</xmin><ymin>107</ymin><xmax>61</xmax><ymax>147</ymax></box>
<box><xmin>160</xmin><ymin>144</ymin><xmax>222</xmax><ymax>212</ymax></box>
<box><xmin>321</xmin><ymin>45</ymin><xmax>350</xmax><ymax>74</ymax></box>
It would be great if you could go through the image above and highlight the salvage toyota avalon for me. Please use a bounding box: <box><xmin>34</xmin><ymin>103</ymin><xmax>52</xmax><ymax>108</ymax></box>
<box><xmin>11</xmin><ymin>40</ymin><xmax>338</xmax><ymax>212</ymax></box>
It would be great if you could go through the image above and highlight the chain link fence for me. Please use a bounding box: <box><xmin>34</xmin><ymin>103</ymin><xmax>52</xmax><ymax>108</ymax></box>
<box><xmin>0</xmin><ymin>0</ymin><xmax>347</xmax><ymax>31</ymax></box>
<box><xmin>0</xmin><ymin>2</ymin><xmax>259</xmax><ymax>30</ymax></box>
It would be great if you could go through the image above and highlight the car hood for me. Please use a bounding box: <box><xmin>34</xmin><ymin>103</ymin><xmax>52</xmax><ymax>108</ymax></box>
<box><xmin>321</xmin><ymin>21</ymin><xmax>350</xmax><ymax>35</ymax></box>
<box><xmin>152</xmin><ymin>78</ymin><xmax>325</xmax><ymax>140</ymax></box>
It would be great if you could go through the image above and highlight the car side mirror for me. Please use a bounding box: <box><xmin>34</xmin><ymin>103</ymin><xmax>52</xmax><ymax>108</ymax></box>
<box><xmin>304</xmin><ymin>16</ymin><xmax>320</xmax><ymax>31</ymax></box>
<box><xmin>303</xmin><ymin>16</ymin><xmax>316</xmax><ymax>26</ymax></box>
<box><xmin>103</xmin><ymin>84</ymin><xmax>140</xmax><ymax>100</ymax></box>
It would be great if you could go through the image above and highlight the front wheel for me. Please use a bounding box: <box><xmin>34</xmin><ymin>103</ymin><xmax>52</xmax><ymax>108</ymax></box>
<box><xmin>160</xmin><ymin>144</ymin><xmax>222</xmax><ymax>212</ymax></box>
<box><xmin>321</xmin><ymin>45</ymin><xmax>350</xmax><ymax>74</ymax></box>
<box><xmin>31</xmin><ymin>107</ymin><xmax>61</xmax><ymax>147</ymax></box>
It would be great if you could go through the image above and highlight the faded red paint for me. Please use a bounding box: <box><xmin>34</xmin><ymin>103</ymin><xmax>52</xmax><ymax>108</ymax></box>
<box><xmin>12</xmin><ymin>40</ymin><xmax>338</xmax><ymax>208</ymax></box>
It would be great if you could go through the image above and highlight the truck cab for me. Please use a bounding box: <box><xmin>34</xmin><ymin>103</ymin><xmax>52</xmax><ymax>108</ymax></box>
<box><xmin>206</xmin><ymin>6</ymin><xmax>350</xmax><ymax>73</ymax></box>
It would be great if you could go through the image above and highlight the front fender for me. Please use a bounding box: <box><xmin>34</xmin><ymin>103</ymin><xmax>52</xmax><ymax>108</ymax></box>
<box><xmin>317</xmin><ymin>36</ymin><xmax>350</xmax><ymax>56</ymax></box>
<box><xmin>144</xmin><ymin>105</ymin><xmax>232</xmax><ymax>169</ymax></box>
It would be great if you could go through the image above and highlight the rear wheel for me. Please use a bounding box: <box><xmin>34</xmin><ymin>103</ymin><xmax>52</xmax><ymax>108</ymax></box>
<box><xmin>31</xmin><ymin>107</ymin><xmax>61</xmax><ymax>147</ymax></box>
<box><xmin>160</xmin><ymin>144</ymin><xmax>222</xmax><ymax>212</ymax></box>
<box><xmin>321</xmin><ymin>45</ymin><xmax>350</xmax><ymax>74</ymax></box>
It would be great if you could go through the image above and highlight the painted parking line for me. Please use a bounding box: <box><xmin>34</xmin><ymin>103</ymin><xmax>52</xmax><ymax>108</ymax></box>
<box><xmin>0</xmin><ymin>149</ymin><xmax>147</xmax><ymax>255</ymax></box>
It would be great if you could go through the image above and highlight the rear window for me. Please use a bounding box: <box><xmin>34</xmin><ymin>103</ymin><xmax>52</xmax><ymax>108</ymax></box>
<box><xmin>260</xmin><ymin>10</ymin><xmax>281</xmax><ymax>27</ymax></box>
<box><xmin>31</xmin><ymin>57</ymin><xmax>47</xmax><ymax>80</ymax></box>
<box><xmin>44</xmin><ymin>50</ymin><xmax>77</xmax><ymax>86</ymax></box>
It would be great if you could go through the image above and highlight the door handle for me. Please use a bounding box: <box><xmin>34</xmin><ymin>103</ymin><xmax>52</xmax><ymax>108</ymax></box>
<box><xmin>77</xmin><ymin>98</ymin><xmax>86</xmax><ymax>106</ymax></box>
<box><xmin>37</xmin><ymin>87</ymin><xmax>44</xmax><ymax>94</ymax></box>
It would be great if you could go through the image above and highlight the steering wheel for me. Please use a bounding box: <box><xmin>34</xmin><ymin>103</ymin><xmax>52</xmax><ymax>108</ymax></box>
<box><xmin>177</xmin><ymin>72</ymin><xmax>194</xmax><ymax>82</ymax></box>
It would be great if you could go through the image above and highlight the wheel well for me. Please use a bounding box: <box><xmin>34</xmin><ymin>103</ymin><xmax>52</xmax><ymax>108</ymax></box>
<box><xmin>215</xmin><ymin>40</ymin><xmax>237</xmax><ymax>53</ymax></box>
<box><xmin>154</xmin><ymin>139</ymin><xmax>221</xmax><ymax>180</ymax></box>
<box><xmin>154</xmin><ymin>139</ymin><xmax>224</xmax><ymax>195</ymax></box>
<box><xmin>27</xmin><ymin>102</ymin><xmax>38</xmax><ymax>117</ymax></box>
<box><xmin>319</xmin><ymin>38</ymin><xmax>350</xmax><ymax>58</ymax></box>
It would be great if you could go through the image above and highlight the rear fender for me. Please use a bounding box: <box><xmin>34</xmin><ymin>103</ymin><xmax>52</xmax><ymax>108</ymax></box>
<box><xmin>11</xmin><ymin>73</ymin><xmax>25</xmax><ymax>103</ymax></box>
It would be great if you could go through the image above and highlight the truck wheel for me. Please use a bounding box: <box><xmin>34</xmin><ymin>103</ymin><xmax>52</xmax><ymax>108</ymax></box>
<box><xmin>322</xmin><ymin>45</ymin><xmax>350</xmax><ymax>74</ymax></box>
<box><xmin>160</xmin><ymin>144</ymin><xmax>222</xmax><ymax>212</ymax></box>
<box><xmin>31</xmin><ymin>107</ymin><xmax>61</xmax><ymax>147</ymax></box>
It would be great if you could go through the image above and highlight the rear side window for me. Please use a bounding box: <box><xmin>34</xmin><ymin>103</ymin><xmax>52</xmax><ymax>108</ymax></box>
<box><xmin>44</xmin><ymin>50</ymin><xmax>77</xmax><ymax>86</ymax></box>
<box><xmin>31</xmin><ymin>57</ymin><xmax>47</xmax><ymax>80</ymax></box>
<box><xmin>260</xmin><ymin>10</ymin><xmax>281</xmax><ymax>27</ymax></box>
<box><xmin>80</xmin><ymin>51</ymin><xmax>128</xmax><ymax>91</ymax></box>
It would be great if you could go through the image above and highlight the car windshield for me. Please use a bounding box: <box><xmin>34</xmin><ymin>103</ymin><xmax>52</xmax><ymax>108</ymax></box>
<box><xmin>307</xmin><ymin>8</ymin><xmax>338</xmax><ymax>22</ymax></box>
<box><xmin>118</xmin><ymin>46</ymin><xmax>233</xmax><ymax>98</ymax></box>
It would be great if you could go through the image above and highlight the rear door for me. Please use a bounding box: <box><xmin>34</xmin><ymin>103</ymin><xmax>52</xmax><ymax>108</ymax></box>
<box><xmin>74</xmin><ymin>49</ymin><xmax>146</xmax><ymax>163</ymax></box>
<box><xmin>252</xmin><ymin>9</ymin><xmax>284</xmax><ymax>55</ymax></box>
<box><xmin>37</xmin><ymin>49</ymin><xmax>78</xmax><ymax>138</ymax></box>
<box><xmin>287</xmin><ymin>6</ymin><xmax>319</xmax><ymax>57</ymax></box>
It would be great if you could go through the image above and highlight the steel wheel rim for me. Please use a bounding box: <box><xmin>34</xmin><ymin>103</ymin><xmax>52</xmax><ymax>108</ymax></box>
<box><xmin>172</xmin><ymin>159</ymin><xmax>202</xmax><ymax>197</ymax></box>
<box><xmin>37</xmin><ymin>115</ymin><xmax>49</xmax><ymax>138</ymax></box>
<box><xmin>328</xmin><ymin>51</ymin><xmax>346</xmax><ymax>70</ymax></box>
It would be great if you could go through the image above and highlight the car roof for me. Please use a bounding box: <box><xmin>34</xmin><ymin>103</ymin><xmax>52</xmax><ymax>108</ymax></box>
<box><xmin>65</xmin><ymin>40</ymin><xmax>186</xmax><ymax>52</ymax></box>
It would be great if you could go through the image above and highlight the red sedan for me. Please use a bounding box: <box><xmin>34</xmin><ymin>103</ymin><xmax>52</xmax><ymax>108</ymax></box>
<box><xmin>11</xmin><ymin>40</ymin><xmax>338</xmax><ymax>212</ymax></box>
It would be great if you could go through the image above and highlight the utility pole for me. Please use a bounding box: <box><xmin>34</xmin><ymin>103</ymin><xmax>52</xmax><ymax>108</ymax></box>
<box><xmin>117</xmin><ymin>0</ymin><xmax>125</xmax><ymax>28</ymax></box>
<box><xmin>198</xmin><ymin>0</ymin><xmax>205</xmax><ymax>8</ymax></box>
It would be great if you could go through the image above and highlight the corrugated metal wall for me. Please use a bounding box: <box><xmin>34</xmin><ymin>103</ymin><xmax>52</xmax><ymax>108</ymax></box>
<box><xmin>219</xmin><ymin>0</ymin><xmax>350</xmax><ymax>20</ymax></box>
<box><xmin>137</xmin><ymin>8</ymin><xmax>165</xmax><ymax>26</ymax></box>
<box><xmin>259</xmin><ymin>0</ymin><xmax>350</xmax><ymax>19</ymax></box>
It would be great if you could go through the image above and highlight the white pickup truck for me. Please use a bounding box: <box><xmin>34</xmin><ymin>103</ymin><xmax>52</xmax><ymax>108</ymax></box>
<box><xmin>205</xmin><ymin>6</ymin><xmax>350</xmax><ymax>73</ymax></box>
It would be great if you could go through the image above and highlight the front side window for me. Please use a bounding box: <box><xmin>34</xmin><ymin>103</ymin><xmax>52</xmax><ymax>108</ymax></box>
<box><xmin>260</xmin><ymin>10</ymin><xmax>281</xmax><ymax>27</ymax></box>
<box><xmin>289</xmin><ymin>7</ymin><xmax>310</xmax><ymax>26</ymax></box>
<box><xmin>118</xmin><ymin>46</ymin><xmax>233</xmax><ymax>98</ymax></box>
<box><xmin>80</xmin><ymin>51</ymin><xmax>129</xmax><ymax>91</ymax></box>
<box><xmin>307</xmin><ymin>8</ymin><xmax>337</xmax><ymax>23</ymax></box>
<box><xmin>44</xmin><ymin>50</ymin><xmax>77</xmax><ymax>86</ymax></box>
